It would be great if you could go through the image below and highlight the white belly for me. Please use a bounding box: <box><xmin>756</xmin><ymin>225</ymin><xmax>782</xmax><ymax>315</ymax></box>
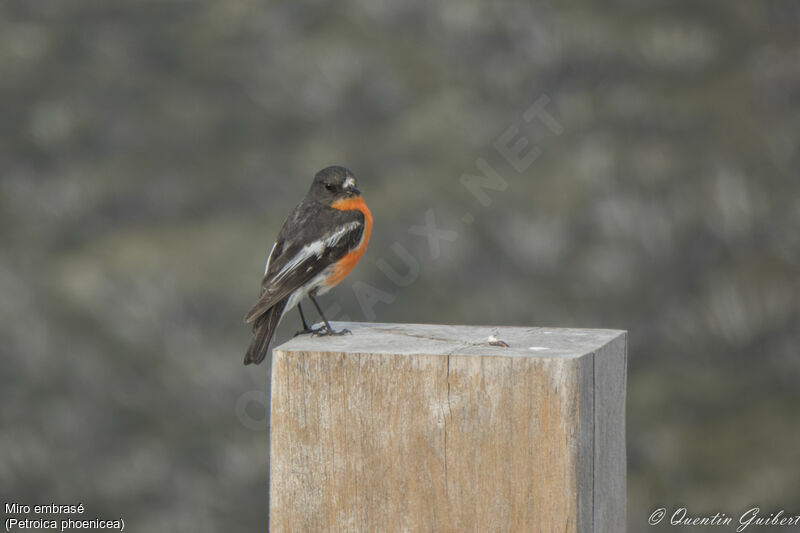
<box><xmin>281</xmin><ymin>264</ymin><xmax>336</xmax><ymax>320</ymax></box>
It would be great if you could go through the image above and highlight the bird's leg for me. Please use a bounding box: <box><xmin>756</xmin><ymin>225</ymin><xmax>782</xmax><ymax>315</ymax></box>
<box><xmin>309</xmin><ymin>295</ymin><xmax>351</xmax><ymax>336</ymax></box>
<box><xmin>293</xmin><ymin>303</ymin><xmax>317</xmax><ymax>337</ymax></box>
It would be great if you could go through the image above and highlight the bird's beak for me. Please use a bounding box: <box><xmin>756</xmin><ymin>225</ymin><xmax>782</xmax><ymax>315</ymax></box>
<box><xmin>344</xmin><ymin>177</ymin><xmax>359</xmax><ymax>195</ymax></box>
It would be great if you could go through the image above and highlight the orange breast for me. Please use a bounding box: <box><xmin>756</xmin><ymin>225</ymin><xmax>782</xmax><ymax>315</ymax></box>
<box><xmin>327</xmin><ymin>196</ymin><xmax>373</xmax><ymax>287</ymax></box>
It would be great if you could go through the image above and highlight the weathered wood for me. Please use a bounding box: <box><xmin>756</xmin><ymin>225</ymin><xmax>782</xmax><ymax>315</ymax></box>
<box><xmin>269</xmin><ymin>322</ymin><xmax>626</xmax><ymax>533</ymax></box>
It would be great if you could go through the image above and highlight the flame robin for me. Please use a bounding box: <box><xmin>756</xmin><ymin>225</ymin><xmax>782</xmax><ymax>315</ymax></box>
<box><xmin>243</xmin><ymin>166</ymin><xmax>372</xmax><ymax>365</ymax></box>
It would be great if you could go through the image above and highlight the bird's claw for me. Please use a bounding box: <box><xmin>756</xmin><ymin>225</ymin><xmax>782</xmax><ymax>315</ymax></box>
<box><xmin>312</xmin><ymin>327</ymin><xmax>352</xmax><ymax>337</ymax></box>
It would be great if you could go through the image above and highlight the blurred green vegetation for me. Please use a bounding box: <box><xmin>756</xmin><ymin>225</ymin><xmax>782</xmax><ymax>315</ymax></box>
<box><xmin>1</xmin><ymin>1</ymin><xmax>798</xmax><ymax>531</ymax></box>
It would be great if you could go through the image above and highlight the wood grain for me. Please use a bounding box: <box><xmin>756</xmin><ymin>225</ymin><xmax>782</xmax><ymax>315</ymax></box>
<box><xmin>268</xmin><ymin>323</ymin><xmax>626</xmax><ymax>533</ymax></box>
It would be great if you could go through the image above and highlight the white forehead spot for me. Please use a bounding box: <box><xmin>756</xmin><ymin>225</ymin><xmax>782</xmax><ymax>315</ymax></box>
<box><xmin>344</xmin><ymin>176</ymin><xmax>356</xmax><ymax>189</ymax></box>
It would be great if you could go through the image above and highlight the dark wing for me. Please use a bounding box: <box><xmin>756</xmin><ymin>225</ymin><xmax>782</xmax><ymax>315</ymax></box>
<box><xmin>244</xmin><ymin>201</ymin><xmax>364</xmax><ymax>323</ymax></box>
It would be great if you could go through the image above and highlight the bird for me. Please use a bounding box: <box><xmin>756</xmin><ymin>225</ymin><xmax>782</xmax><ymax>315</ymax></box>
<box><xmin>243</xmin><ymin>166</ymin><xmax>372</xmax><ymax>366</ymax></box>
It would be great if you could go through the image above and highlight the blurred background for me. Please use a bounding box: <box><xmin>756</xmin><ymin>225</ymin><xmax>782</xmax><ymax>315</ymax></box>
<box><xmin>1</xmin><ymin>1</ymin><xmax>798</xmax><ymax>531</ymax></box>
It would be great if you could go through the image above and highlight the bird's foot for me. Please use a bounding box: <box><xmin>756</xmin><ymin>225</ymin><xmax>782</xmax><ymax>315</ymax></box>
<box><xmin>312</xmin><ymin>327</ymin><xmax>352</xmax><ymax>337</ymax></box>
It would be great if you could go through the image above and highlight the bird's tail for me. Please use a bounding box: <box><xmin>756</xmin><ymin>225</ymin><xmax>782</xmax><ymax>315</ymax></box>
<box><xmin>244</xmin><ymin>298</ymin><xmax>287</xmax><ymax>366</ymax></box>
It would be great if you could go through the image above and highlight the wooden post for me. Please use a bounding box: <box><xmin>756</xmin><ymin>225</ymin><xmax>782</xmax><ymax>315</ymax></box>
<box><xmin>269</xmin><ymin>323</ymin><xmax>627</xmax><ymax>532</ymax></box>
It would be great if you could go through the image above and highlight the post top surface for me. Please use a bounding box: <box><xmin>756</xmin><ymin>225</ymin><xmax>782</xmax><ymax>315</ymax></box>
<box><xmin>273</xmin><ymin>322</ymin><xmax>625</xmax><ymax>359</ymax></box>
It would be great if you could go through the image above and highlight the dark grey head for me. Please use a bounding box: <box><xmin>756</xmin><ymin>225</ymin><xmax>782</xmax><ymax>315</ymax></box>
<box><xmin>308</xmin><ymin>166</ymin><xmax>361</xmax><ymax>204</ymax></box>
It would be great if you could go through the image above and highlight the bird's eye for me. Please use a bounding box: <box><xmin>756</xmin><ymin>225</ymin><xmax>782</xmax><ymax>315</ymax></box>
<box><xmin>325</xmin><ymin>183</ymin><xmax>336</xmax><ymax>192</ymax></box>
